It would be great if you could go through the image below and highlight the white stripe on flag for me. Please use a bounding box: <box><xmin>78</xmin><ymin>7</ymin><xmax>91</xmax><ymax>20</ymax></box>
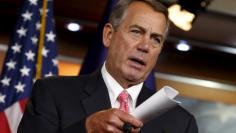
<box><xmin>4</xmin><ymin>102</ymin><xmax>23</xmax><ymax>133</ymax></box>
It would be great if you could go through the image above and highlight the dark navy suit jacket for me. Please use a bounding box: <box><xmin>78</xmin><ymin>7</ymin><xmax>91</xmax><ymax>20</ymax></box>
<box><xmin>18</xmin><ymin>70</ymin><xmax>198</xmax><ymax>133</ymax></box>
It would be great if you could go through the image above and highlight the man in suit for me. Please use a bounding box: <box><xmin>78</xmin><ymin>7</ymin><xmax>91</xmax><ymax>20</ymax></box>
<box><xmin>18</xmin><ymin>0</ymin><xmax>198</xmax><ymax>133</ymax></box>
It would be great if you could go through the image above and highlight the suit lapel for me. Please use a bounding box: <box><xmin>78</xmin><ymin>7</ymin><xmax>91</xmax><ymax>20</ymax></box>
<box><xmin>81</xmin><ymin>70</ymin><xmax>155</xmax><ymax>115</ymax></box>
<box><xmin>136</xmin><ymin>85</ymin><xmax>155</xmax><ymax>107</ymax></box>
<box><xmin>81</xmin><ymin>70</ymin><xmax>111</xmax><ymax>115</ymax></box>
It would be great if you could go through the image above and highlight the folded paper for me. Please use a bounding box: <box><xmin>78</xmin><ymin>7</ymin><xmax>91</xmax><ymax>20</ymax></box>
<box><xmin>131</xmin><ymin>86</ymin><xmax>181</xmax><ymax>123</ymax></box>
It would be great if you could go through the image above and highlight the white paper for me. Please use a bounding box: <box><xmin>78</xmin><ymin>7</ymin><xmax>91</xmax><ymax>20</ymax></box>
<box><xmin>131</xmin><ymin>86</ymin><xmax>180</xmax><ymax>123</ymax></box>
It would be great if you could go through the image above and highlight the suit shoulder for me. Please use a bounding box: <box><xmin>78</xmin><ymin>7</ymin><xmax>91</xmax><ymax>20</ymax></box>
<box><xmin>38</xmin><ymin>75</ymin><xmax>89</xmax><ymax>85</ymax></box>
<box><xmin>166</xmin><ymin>105</ymin><xmax>195</xmax><ymax>120</ymax></box>
<box><xmin>32</xmin><ymin>75</ymin><xmax>91</xmax><ymax>94</ymax></box>
<box><xmin>46</xmin><ymin>74</ymin><xmax>91</xmax><ymax>85</ymax></box>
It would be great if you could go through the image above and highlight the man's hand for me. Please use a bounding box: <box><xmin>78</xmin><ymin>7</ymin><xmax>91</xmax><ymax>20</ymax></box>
<box><xmin>85</xmin><ymin>108</ymin><xmax>143</xmax><ymax>133</ymax></box>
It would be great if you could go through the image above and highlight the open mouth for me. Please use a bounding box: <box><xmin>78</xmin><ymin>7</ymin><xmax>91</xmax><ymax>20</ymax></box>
<box><xmin>129</xmin><ymin>57</ymin><xmax>146</xmax><ymax>66</ymax></box>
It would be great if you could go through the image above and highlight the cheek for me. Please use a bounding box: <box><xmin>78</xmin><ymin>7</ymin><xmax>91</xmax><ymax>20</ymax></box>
<box><xmin>114</xmin><ymin>38</ymin><xmax>133</xmax><ymax>56</ymax></box>
<box><xmin>148</xmin><ymin>50</ymin><xmax>161</xmax><ymax>66</ymax></box>
<box><xmin>110</xmin><ymin>42</ymin><xmax>129</xmax><ymax>63</ymax></box>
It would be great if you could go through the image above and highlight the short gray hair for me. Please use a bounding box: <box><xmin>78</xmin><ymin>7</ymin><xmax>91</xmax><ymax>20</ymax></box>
<box><xmin>109</xmin><ymin>0</ymin><xmax>169</xmax><ymax>37</ymax></box>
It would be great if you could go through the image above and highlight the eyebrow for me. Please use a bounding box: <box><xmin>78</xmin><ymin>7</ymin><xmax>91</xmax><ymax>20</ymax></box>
<box><xmin>129</xmin><ymin>24</ymin><xmax>164</xmax><ymax>41</ymax></box>
<box><xmin>129</xmin><ymin>24</ymin><xmax>146</xmax><ymax>33</ymax></box>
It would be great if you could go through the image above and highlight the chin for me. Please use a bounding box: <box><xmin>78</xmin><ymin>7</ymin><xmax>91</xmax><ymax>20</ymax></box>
<box><xmin>124</xmin><ymin>72</ymin><xmax>144</xmax><ymax>83</ymax></box>
<box><xmin>122</xmin><ymin>66</ymin><xmax>146</xmax><ymax>81</ymax></box>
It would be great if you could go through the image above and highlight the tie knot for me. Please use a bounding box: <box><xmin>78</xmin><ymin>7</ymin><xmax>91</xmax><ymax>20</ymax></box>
<box><xmin>118</xmin><ymin>91</ymin><xmax>129</xmax><ymax>102</ymax></box>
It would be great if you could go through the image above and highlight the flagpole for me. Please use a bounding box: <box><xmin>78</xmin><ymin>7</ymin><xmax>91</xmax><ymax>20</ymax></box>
<box><xmin>36</xmin><ymin>0</ymin><xmax>48</xmax><ymax>79</ymax></box>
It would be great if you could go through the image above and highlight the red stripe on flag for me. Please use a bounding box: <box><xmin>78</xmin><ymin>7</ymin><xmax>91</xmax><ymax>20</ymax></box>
<box><xmin>19</xmin><ymin>98</ymin><xmax>28</xmax><ymax>112</ymax></box>
<box><xmin>0</xmin><ymin>112</ymin><xmax>11</xmax><ymax>133</ymax></box>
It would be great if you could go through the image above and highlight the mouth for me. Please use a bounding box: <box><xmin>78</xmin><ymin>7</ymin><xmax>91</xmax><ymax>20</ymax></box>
<box><xmin>129</xmin><ymin>57</ymin><xmax>146</xmax><ymax>66</ymax></box>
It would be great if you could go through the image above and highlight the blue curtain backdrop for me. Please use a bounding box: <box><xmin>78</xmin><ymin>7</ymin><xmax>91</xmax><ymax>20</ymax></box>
<box><xmin>79</xmin><ymin>0</ymin><xmax>116</xmax><ymax>75</ymax></box>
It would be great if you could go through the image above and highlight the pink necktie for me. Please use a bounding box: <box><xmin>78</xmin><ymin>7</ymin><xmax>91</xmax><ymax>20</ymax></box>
<box><xmin>118</xmin><ymin>90</ymin><xmax>129</xmax><ymax>113</ymax></box>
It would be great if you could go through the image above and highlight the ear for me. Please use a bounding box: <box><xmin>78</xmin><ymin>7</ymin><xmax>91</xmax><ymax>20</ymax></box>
<box><xmin>103</xmin><ymin>23</ymin><xmax>114</xmax><ymax>48</ymax></box>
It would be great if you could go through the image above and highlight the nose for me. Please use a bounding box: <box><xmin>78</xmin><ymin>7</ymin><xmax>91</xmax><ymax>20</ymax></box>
<box><xmin>137</xmin><ymin>36</ymin><xmax>150</xmax><ymax>53</ymax></box>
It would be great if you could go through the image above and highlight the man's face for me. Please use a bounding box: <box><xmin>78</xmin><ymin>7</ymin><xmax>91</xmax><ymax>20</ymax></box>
<box><xmin>103</xmin><ymin>2</ymin><xmax>167</xmax><ymax>87</ymax></box>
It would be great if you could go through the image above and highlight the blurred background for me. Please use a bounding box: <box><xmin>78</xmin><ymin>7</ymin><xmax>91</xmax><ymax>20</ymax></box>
<box><xmin>0</xmin><ymin>0</ymin><xmax>236</xmax><ymax>132</ymax></box>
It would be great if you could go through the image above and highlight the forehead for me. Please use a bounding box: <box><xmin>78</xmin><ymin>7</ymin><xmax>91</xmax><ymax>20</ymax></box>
<box><xmin>120</xmin><ymin>2</ymin><xmax>167</xmax><ymax>34</ymax></box>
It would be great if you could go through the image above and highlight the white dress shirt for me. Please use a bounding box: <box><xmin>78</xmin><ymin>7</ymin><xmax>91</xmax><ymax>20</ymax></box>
<box><xmin>101</xmin><ymin>63</ymin><xmax>143</xmax><ymax>112</ymax></box>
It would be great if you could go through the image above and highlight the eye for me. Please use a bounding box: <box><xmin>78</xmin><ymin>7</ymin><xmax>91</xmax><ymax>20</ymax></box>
<box><xmin>151</xmin><ymin>34</ymin><xmax>162</xmax><ymax>46</ymax></box>
<box><xmin>130</xmin><ymin>28</ymin><xmax>142</xmax><ymax>35</ymax></box>
<box><xmin>153</xmin><ymin>37</ymin><xmax>161</xmax><ymax>44</ymax></box>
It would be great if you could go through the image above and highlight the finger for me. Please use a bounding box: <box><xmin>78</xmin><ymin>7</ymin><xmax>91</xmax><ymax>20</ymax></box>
<box><xmin>106</xmin><ymin>113</ymin><xmax>124</xmax><ymax>130</ymax></box>
<box><xmin>104</xmin><ymin>124</ymin><xmax>123</xmax><ymax>133</ymax></box>
<box><xmin>113</xmin><ymin>109</ymin><xmax>143</xmax><ymax>128</ymax></box>
<box><xmin>131</xmin><ymin>127</ymin><xmax>141</xmax><ymax>133</ymax></box>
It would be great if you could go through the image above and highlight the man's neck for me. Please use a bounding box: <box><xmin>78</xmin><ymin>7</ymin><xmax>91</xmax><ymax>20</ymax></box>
<box><xmin>103</xmin><ymin>63</ymin><xmax>140</xmax><ymax>89</ymax></box>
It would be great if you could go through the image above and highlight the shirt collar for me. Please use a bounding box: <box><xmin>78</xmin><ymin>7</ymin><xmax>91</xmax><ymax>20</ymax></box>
<box><xmin>101</xmin><ymin>63</ymin><xmax>143</xmax><ymax>107</ymax></box>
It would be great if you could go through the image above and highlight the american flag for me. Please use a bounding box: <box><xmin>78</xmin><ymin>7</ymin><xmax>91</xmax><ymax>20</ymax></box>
<box><xmin>0</xmin><ymin>0</ymin><xmax>58</xmax><ymax>132</ymax></box>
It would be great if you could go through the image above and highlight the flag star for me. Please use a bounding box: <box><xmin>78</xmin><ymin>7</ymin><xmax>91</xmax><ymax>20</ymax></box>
<box><xmin>28</xmin><ymin>0</ymin><xmax>38</xmax><ymax>5</ymax></box>
<box><xmin>52</xmin><ymin>58</ymin><xmax>58</xmax><ymax>66</ymax></box>
<box><xmin>17</xmin><ymin>27</ymin><xmax>27</xmax><ymax>38</ymax></box>
<box><xmin>1</xmin><ymin>76</ymin><xmax>11</xmax><ymax>87</ymax></box>
<box><xmin>31</xmin><ymin>35</ymin><xmax>38</xmax><ymax>45</ymax></box>
<box><xmin>45</xmin><ymin>71</ymin><xmax>53</xmax><ymax>77</ymax></box>
<box><xmin>11</xmin><ymin>43</ymin><xmax>22</xmax><ymax>53</ymax></box>
<box><xmin>0</xmin><ymin>93</ymin><xmax>6</xmax><ymax>103</ymax></box>
<box><xmin>36</xmin><ymin>22</ymin><xmax>41</xmax><ymax>30</ymax></box>
<box><xmin>42</xmin><ymin>47</ymin><xmax>49</xmax><ymax>57</ymax></box>
<box><xmin>25</xmin><ymin>50</ymin><xmax>35</xmax><ymax>61</ymax></box>
<box><xmin>6</xmin><ymin>60</ymin><xmax>17</xmax><ymax>70</ymax></box>
<box><xmin>45</xmin><ymin>31</ymin><xmax>56</xmax><ymax>42</ymax></box>
<box><xmin>20</xmin><ymin>66</ymin><xmax>30</xmax><ymax>77</ymax></box>
<box><xmin>39</xmin><ymin>8</ymin><xmax>49</xmax><ymax>15</ymax></box>
<box><xmin>14</xmin><ymin>82</ymin><xmax>25</xmax><ymax>93</ymax></box>
<box><xmin>21</xmin><ymin>11</ymin><xmax>33</xmax><ymax>21</ymax></box>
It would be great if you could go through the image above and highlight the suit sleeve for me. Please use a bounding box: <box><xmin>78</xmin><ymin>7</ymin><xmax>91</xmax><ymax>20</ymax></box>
<box><xmin>17</xmin><ymin>79</ymin><xmax>59</xmax><ymax>133</ymax></box>
<box><xmin>185</xmin><ymin>115</ymin><xmax>198</xmax><ymax>133</ymax></box>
